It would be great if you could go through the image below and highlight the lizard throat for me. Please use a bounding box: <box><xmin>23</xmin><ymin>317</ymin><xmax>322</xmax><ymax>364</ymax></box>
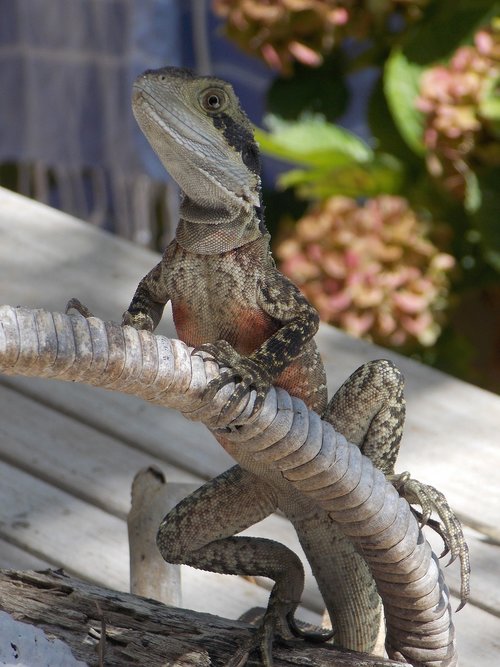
<box><xmin>175</xmin><ymin>213</ymin><xmax>262</xmax><ymax>254</ymax></box>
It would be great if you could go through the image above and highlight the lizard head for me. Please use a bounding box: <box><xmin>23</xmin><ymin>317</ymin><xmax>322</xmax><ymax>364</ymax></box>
<box><xmin>132</xmin><ymin>67</ymin><xmax>262</xmax><ymax>222</ymax></box>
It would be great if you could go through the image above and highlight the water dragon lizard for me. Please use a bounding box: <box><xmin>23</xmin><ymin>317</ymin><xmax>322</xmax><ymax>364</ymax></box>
<box><xmin>77</xmin><ymin>66</ymin><xmax>469</xmax><ymax>666</ymax></box>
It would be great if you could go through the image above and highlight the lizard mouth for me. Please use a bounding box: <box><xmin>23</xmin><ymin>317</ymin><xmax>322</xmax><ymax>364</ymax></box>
<box><xmin>132</xmin><ymin>84</ymin><xmax>227</xmax><ymax>160</ymax></box>
<box><xmin>131</xmin><ymin>83</ymin><xmax>260</xmax><ymax>209</ymax></box>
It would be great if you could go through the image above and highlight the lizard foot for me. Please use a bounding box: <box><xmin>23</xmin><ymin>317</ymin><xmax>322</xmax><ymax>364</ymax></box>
<box><xmin>65</xmin><ymin>297</ymin><xmax>95</xmax><ymax>318</ymax></box>
<box><xmin>225</xmin><ymin>588</ymin><xmax>332</xmax><ymax>667</ymax></box>
<box><xmin>193</xmin><ymin>340</ymin><xmax>272</xmax><ymax>420</ymax></box>
<box><xmin>389</xmin><ymin>471</ymin><xmax>470</xmax><ymax>610</ymax></box>
<box><xmin>121</xmin><ymin>310</ymin><xmax>155</xmax><ymax>331</ymax></box>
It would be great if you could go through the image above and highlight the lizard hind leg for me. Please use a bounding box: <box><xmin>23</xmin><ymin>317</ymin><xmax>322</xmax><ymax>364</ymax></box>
<box><xmin>323</xmin><ymin>358</ymin><xmax>406</xmax><ymax>474</ymax></box>
<box><xmin>156</xmin><ymin>464</ymin><xmax>308</xmax><ymax>666</ymax></box>
<box><xmin>325</xmin><ymin>359</ymin><xmax>470</xmax><ymax>610</ymax></box>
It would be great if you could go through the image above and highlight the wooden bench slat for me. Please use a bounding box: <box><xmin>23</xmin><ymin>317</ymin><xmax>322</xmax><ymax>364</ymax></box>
<box><xmin>0</xmin><ymin>460</ymin><xmax>129</xmax><ymax>590</ymax></box>
<box><xmin>0</xmin><ymin>383</ymin><xmax>200</xmax><ymax>518</ymax></box>
<box><xmin>1</xmin><ymin>375</ymin><xmax>233</xmax><ymax>481</ymax></box>
<box><xmin>0</xmin><ymin>538</ymin><xmax>51</xmax><ymax>570</ymax></box>
<box><xmin>1</xmin><ymin>187</ymin><xmax>499</xmax><ymax>662</ymax></box>
<box><xmin>2</xmin><ymin>185</ymin><xmax>498</xmax><ymax>529</ymax></box>
<box><xmin>452</xmin><ymin>594</ymin><xmax>500</xmax><ymax>666</ymax></box>
<box><xmin>0</xmin><ymin>459</ymin><xmax>319</xmax><ymax>623</ymax></box>
<box><xmin>427</xmin><ymin>527</ymin><xmax>500</xmax><ymax>616</ymax></box>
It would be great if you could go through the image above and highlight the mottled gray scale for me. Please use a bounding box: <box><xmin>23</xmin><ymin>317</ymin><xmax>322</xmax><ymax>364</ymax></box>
<box><xmin>213</xmin><ymin>112</ymin><xmax>261</xmax><ymax>176</ymax></box>
<box><xmin>323</xmin><ymin>360</ymin><xmax>405</xmax><ymax>474</ymax></box>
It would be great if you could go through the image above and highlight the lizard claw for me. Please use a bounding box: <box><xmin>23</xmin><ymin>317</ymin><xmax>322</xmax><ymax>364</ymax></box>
<box><xmin>193</xmin><ymin>340</ymin><xmax>271</xmax><ymax>419</ymax></box>
<box><xmin>412</xmin><ymin>511</ymin><xmax>450</xmax><ymax>559</ymax></box>
<box><xmin>224</xmin><ymin>610</ymin><xmax>278</xmax><ymax>667</ymax></box>
<box><xmin>65</xmin><ymin>297</ymin><xmax>95</xmax><ymax>319</ymax></box>
<box><xmin>287</xmin><ymin>612</ymin><xmax>334</xmax><ymax>643</ymax></box>
<box><xmin>225</xmin><ymin>612</ymin><xmax>332</xmax><ymax>667</ymax></box>
<box><xmin>389</xmin><ymin>471</ymin><xmax>471</xmax><ymax>610</ymax></box>
<box><xmin>224</xmin><ymin>585</ymin><xmax>307</xmax><ymax>667</ymax></box>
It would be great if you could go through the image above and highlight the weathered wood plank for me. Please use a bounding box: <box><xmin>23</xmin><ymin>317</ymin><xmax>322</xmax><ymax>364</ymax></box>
<box><xmin>0</xmin><ymin>460</ymin><xmax>320</xmax><ymax>624</ymax></box>
<box><xmin>0</xmin><ymin>569</ymin><xmax>403</xmax><ymax>667</ymax></box>
<box><xmin>426</xmin><ymin>526</ymin><xmax>500</xmax><ymax>616</ymax></box>
<box><xmin>0</xmin><ymin>382</ymin><xmax>199</xmax><ymax>518</ymax></box>
<box><xmin>0</xmin><ymin>538</ymin><xmax>50</xmax><ymax>570</ymax></box>
<box><xmin>0</xmin><ymin>375</ymin><xmax>233</xmax><ymax>480</ymax></box>
<box><xmin>451</xmin><ymin>594</ymin><xmax>500</xmax><ymax>666</ymax></box>
<box><xmin>0</xmin><ymin>459</ymin><xmax>129</xmax><ymax>590</ymax></box>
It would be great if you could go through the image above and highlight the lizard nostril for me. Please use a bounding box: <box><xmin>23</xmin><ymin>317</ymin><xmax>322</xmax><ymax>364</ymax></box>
<box><xmin>131</xmin><ymin>87</ymin><xmax>143</xmax><ymax>104</ymax></box>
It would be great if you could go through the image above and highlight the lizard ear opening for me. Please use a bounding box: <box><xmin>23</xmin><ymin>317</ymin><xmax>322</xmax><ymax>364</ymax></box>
<box><xmin>199</xmin><ymin>88</ymin><xmax>228</xmax><ymax>114</ymax></box>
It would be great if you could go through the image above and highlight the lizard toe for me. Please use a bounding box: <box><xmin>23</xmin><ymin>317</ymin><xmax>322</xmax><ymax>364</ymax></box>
<box><xmin>217</xmin><ymin>381</ymin><xmax>254</xmax><ymax>420</ymax></box>
<box><xmin>192</xmin><ymin>341</ymin><xmax>221</xmax><ymax>358</ymax></box>
<box><xmin>223</xmin><ymin>619</ymin><xmax>276</xmax><ymax>667</ymax></box>
<box><xmin>391</xmin><ymin>472</ymin><xmax>471</xmax><ymax>610</ymax></box>
<box><xmin>194</xmin><ymin>340</ymin><xmax>272</xmax><ymax>419</ymax></box>
<box><xmin>65</xmin><ymin>297</ymin><xmax>95</xmax><ymax>319</ymax></box>
<box><xmin>204</xmin><ymin>370</ymin><xmax>238</xmax><ymax>402</ymax></box>
<box><xmin>121</xmin><ymin>310</ymin><xmax>155</xmax><ymax>331</ymax></box>
<box><xmin>287</xmin><ymin>612</ymin><xmax>334</xmax><ymax>643</ymax></box>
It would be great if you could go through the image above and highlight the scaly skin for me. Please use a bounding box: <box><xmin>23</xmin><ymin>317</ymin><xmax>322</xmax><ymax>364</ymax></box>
<box><xmin>119</xmin><ymin>66</ymin><xmax>469</xmax><ymax>666</ymax></box>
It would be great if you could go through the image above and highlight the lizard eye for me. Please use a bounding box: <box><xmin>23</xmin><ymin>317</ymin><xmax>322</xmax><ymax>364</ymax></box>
<box><xmin>200</xmin><ymin>88</ymin><xmax>227</xmax><ymax>113</ymax></box>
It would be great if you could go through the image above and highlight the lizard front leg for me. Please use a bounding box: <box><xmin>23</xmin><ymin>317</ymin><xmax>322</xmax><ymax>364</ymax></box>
<box><xmin>324</xmin><ymin>359</ymin><xmax>470</xmax><ymax>610</ymax></box>
<box><xmin>195</xmin><ymin>271</ymin><xmax>325</xmax><ymax>419</ymax></box>
<box><xmin>157</xmin><ymin>465</ymin><xmax>316</xmax><ymax>666</ymax></box>
<box><xmin>67</xmin><ymin>257</ymin><xmax>171</xmax><ymax>331</ymax></box>
<box><xmin>122</xmin><ymin>257</ymin><xmax>171</xmax><ymax>331</ymax></box>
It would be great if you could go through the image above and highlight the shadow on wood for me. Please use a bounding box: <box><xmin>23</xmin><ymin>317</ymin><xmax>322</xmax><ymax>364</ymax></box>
<box><xmin>0</xmin><ymin>569</ymin><xmax>406</xmax><ymax>666</ymax></box>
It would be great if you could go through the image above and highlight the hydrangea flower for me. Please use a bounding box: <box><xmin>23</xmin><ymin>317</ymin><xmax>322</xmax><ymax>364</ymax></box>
<box><xmin>213</xmin><ymin>0</ymin><xmax>429</xmax><ymax>74</ymax></box>
<box><xmin>416</xmin><ymin>21</ymin><xmax>500</xmax><ymax>199</ymax></box>
<box><xmin>277</xmin><ymin>196</ymin><xmax>454</xmax><ymax>347</ymax></box>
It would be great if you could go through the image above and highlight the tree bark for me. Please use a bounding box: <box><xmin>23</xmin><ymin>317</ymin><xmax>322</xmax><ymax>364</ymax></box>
<box><xmin>0</xmin><ymin>569</ymin><xmax>405</xmax><ymax>667</ymax></box>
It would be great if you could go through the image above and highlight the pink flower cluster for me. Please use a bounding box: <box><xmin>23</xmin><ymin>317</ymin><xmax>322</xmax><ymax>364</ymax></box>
<box><xmin>213</xmin><ymin>0</ymin><xmax>428</xmax><ymax>74</ymax></box>
<box><xmin>277</xmin><ymin>196</ymin><xmax>454</xmax><ymax>347</ymax></box>
<box><xmin>417</xmin><ymin>22</ymin><xmax>500</xmax><ymax>198</ymax></box>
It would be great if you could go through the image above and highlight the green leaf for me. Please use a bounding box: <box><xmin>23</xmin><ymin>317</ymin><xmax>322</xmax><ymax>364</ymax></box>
<box><xmin>256</xmin><ymin>116</ymin><xmax>405</xmax><ymax>200</ymax></box>
<box><xmin>368</xmin><ymin>76</ymin><xmax>422</xmax><ymax>169</ymax></box>
<box><xmin>472</xmin><ymin>167</ymin><xmax>500</xmax><ymax>273</ymax></box>
<box><xmin>479</xmin><ymin>75</ymin><xmax>500</xmax><ymax>138</ymax></box>
<box><xmin>278</xmin><ymin>154</ymin><xmax>404</xmax><ymax>199</ymax></box>
<box><xmin>255</xmin><ymin>116</ymin><xmax>373</xmax><ymax>169</ymax></box>
<box><xmin>464</xmin><ymin>171</ymin><xmax>481</xmax><ymax>213</ymax></box>
<box><xmin>384</xmin><ymin>49</ymin><xmax>425</xmax><ymax>156</ymax></box>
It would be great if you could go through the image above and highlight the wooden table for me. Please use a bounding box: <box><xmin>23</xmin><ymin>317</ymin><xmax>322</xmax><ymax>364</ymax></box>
<box><xmin>0</xmin><ymin>186</ymin><xmax>498</xmax><ymax>664</ymax></box>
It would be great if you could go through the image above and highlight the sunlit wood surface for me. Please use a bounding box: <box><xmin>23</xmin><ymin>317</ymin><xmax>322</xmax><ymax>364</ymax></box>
<box><xmin>0</xmin><ymin>186</ymin><xmax>498</xmax><ymax>664</ymax></box>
